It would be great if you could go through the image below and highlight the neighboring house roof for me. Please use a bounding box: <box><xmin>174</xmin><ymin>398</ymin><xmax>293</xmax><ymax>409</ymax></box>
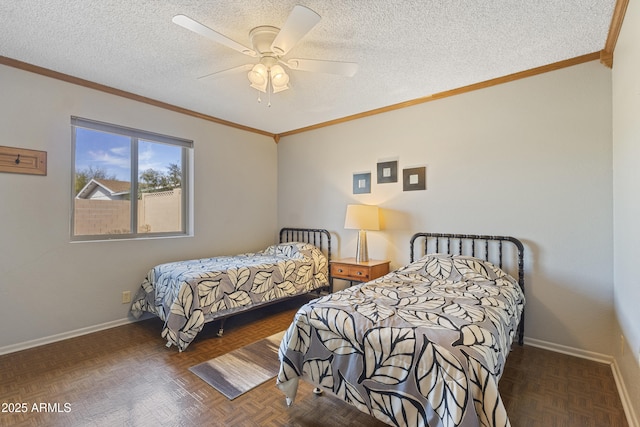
<box><xmin>76</xmin><ymin>178</ymin><xmax>131</xmax><ymax>200</ymax></box>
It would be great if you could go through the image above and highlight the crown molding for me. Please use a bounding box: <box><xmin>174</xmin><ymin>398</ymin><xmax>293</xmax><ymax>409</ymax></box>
<box><xmin>0</xmin><ymin>55</ymin><xmax>276</xmax><ymax>140</ymax></box>
<box><xmin>276</xmin><ymin>52</ymin><xmax>601</xmax><ymax>139</ymax></box>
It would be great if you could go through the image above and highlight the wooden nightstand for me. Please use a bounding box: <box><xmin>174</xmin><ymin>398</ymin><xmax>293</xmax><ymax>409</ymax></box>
<box><xmin>330</xmin><ymin>258</ymin><xmax>390</xmax><ymax>289</ymax></box>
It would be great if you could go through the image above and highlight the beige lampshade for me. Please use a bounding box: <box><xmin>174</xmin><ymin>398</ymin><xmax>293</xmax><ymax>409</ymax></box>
<box><xmin>344</xmin><ymin>204</ymin><xmax>380</xmax><ymax>231</ymax></box>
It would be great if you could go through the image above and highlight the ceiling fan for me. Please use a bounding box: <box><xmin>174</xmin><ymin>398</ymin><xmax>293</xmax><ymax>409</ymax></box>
<box><xmin>172</xmin><ymin>5</ymin><xmax>358</xmax><ymax>104</ymax></box>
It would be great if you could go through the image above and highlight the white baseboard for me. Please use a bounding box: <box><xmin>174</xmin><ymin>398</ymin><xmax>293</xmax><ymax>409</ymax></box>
<box><xmin>611</xmin><ymin>359</ymin><xmax>640</xmax><ymax>427</ymax></box>
<box><xmin>523</xmin><ymin>337</ymin><xmax>614</xmax><ymax>363</ymax></box>
<box><xmin>524</xmin><ymin>337</ymin><xmax>638</xmax><ymax>427</ymax></box>
<box><xmin>0</xmin><ymin>317</ymin><xmax>137</xmax><ymax>356</ymax></box>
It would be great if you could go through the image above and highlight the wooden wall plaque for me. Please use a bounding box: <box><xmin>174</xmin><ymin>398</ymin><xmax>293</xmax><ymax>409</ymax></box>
<box><xmin>0</xmin><ymin>145</ymin><xmax>47</xmax><ymax>175</ymax></box>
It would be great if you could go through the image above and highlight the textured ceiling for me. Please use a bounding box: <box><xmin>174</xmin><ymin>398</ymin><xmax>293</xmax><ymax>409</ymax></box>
<box><xmin>0</xmin><ymin>1</ymin><xmax>616</xmax><ymax>135</ymax></box>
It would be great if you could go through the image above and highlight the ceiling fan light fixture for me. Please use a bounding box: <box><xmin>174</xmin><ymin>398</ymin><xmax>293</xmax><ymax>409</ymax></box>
<box><xmin>250</xmin><ymin>81</ymin><xmax>267</xmax><ymax>93</ymax></box>
<box><xmin>248</xmin><ymin>63</ymin><xmax>268</xmax><ymax>84</ymax></box>
<box><xmin>270</xmin><ymin>65</ymin><xmax>290</xmax><ymax>92</ymax></box>
<box><xmin>270</xmin><ymin>64</ymin><xmax>286</xmax><ymax>79</ymax></box>
<box><xmin>271</xmin><ymin>82</ymin><xmax>290</xmax><ymax>93</ymax></box>
<box><xmin>248</xmin><ymin>63</ymin><xmax>289</xmax><ymax>95</ymax></box>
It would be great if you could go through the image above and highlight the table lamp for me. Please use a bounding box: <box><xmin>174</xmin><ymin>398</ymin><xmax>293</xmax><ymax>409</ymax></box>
<box><xmin>344</xmin><ymin>204</ymin><xmax>380</xmax><ymax>263</ymax></box>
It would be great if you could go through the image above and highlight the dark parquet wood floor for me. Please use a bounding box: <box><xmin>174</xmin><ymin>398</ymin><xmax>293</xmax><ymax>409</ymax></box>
<box><xmin>0</xmin><ymin>295</ymin><xmax>628</xmax><ymax>427</ymax></box>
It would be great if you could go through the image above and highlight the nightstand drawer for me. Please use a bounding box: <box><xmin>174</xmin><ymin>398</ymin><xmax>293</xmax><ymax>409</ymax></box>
<box><xmin>330</xmin><ymin>263</ymin><xmax>351</xmax><ymax>278</ymax></box>
<box><xmin>331</xmin><ymin>263</ymin><xmax>370</xmax><ymax>280</ymax></box>
<box><xmin>347</xmin><ymin>265</ymin><xmax>370</xmax><ymax>280</ymax></box>
<box><xmin>330</xmin><ymin>258</ymin><xmax>390</xmax><ymax>284</ymax></box>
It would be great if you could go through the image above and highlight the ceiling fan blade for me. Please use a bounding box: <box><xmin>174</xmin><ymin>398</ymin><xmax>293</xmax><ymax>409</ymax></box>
<box><xmin>285</xmin><ymin>58</ymin><xmax>358</xmax><ymax>77</ymax></box>
<box><xmin>197</xmin><ymin>63</ymin><xmax>254</xmax><ymax>80</ymax></box>
<box><xmin>270</xmin><ymin>5</ymin><xmax>321</xmax><ymax>56</ymax></box>
<box><xmin>173</xmin><ymin>14</ymin><xmax>257</xmax><ymax>57</ymax></box>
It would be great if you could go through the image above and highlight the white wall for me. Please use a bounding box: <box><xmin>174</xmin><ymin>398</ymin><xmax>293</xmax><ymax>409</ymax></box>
<box><xmin>278</xmin><ymin>61</ymin><xmax>614</xmax><ymax>355</ymax></box>
<box><xmin>0</xmin><ymin>64</ymin><xmax>278</xmax><ymax>351</ymax></box>
<box><xmin>612</xmin><ymin>0</ymin><xmax>640</xmax><ymax>421</ymax></box>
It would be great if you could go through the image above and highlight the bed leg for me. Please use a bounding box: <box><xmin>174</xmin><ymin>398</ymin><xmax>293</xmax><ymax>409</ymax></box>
<box><xmin>217</xmin><ymin>319</ymin><xmax>225</xmax><ymax>337</ymax></box>
<box><xmin>312</xmin><ymin>387</ymin><xmax>323</xmax><ymax>395</ymax></box>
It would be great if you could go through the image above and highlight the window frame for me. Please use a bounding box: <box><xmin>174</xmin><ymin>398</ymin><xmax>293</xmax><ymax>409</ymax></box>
<box><xmin>70</xmin><ymin>116</ymin><xmax>193</xmax><ymax>241</ymax></box>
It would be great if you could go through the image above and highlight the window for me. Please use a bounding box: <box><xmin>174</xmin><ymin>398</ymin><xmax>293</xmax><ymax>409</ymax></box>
<box><xmin>71</xmin><ymin>117</ymin><xmax>192</xmax><ymax>240</ymax></box>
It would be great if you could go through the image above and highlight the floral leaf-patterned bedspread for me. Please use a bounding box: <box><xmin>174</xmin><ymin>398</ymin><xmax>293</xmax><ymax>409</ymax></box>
<box><xmin>130</xmin><ymin>242</ymin><xmax>328</xmax><ymax>351</ymax></box>
<box><xmin>277</xmin><ymin>254</ymin><xmax>524</xmax><ymax>427</ymax></box>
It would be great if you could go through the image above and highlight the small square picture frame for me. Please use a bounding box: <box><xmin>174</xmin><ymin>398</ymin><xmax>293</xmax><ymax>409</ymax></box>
<box><xmin>377</xmin><ymin>160</ymin><xmax>398</xmax><ymax>184</ymax></box>
<box><xmin>353</xmin><ymin>172</ymin><xmax>371</xmax><ymax>194</ymax></box>
<box><xmin>403</xmin><ymin>166</ymin><xmax>426</xmax><ymax>191</ymax></box>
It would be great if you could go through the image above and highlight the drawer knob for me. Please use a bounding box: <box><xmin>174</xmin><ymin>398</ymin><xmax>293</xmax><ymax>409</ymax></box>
<box><xmin>338</xmin><ymin>268</ymin><xmax>344</xmax><ymax>273</ymax></box>
<box><xmin>357</xmin><ymin>271</ymin><xmax>362</xmax><ymax>275</ymax></box>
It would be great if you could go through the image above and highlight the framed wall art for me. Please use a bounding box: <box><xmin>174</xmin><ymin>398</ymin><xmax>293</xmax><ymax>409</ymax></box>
<box><xmin>403</xmin><ymin>166</ymin><xmax>426</xmax><ymax>191</ymax></box>
<box><xmin>377</xmin><ymin>160</ymin><xmax>398</xmax><ymax>184</ymax></box>
<box><xmin>353</xmin><ymin>172</ymin><xmax>371</xmax><ymax>194</ymax></box>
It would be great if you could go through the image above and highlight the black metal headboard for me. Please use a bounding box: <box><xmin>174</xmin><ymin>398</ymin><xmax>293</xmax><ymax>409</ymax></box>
<box><xmin>410</xmin><ymin>232</ymin><xmax>525</xmax><ymax>345</ymax></box>
<box><xmin>279</xmin><ymin>227</ymin><xmax>332</xmax><ymax>263</ymax></box>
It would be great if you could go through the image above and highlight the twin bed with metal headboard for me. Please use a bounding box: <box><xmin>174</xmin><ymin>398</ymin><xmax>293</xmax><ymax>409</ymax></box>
<box><xmin>410</xmin><ymin>232</ymin><xmax>525</xmax><ymax>345</ymax></box>
<box><xmin>130</xmin><ymin>227</ymin><xmax>332</xmax><ymax>351</ymax></box>
<box><xmin>278</xmin><ymin>232</ymin><xmax>525</xmax><ymax>427</ymax></box>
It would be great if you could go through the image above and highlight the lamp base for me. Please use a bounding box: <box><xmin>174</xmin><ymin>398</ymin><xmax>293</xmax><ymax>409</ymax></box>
<box><xmin>355</xmin><ymin>230</ymin><xmax>369</xmax><ymax>263</ymax></box>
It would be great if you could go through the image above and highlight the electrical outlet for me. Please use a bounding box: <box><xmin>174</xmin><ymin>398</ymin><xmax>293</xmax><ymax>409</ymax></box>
<box><xmin>122</xmin><ymin>291</ymin><xmax>131</xmax><ymax>304</ymax></box>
